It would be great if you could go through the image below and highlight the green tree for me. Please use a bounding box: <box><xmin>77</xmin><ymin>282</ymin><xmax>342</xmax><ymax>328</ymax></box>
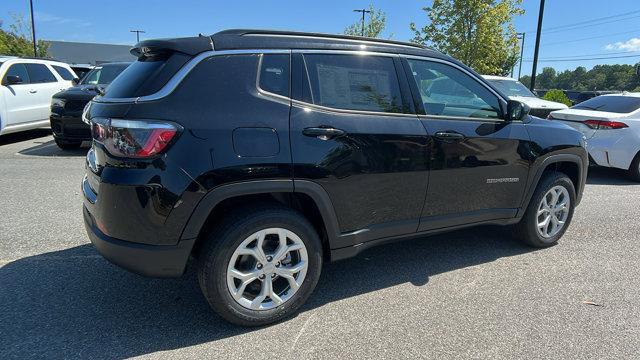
<box><xmin>536</xmin><ymin>67</ymin><xmax>556</xmax><ymax>89</ymax></box>
<box><xmin>344</xmin><ymin>5</ymin><xmax>389</xmax><ymax>38</ymax></box>
<box><xmin>0</xmin><ymin>14</ymin><xmax>49</xmax><ymax>57</ymax></box>
<box><xmin>543</xmin><ymin>89</ymin><xmax>571</xmax><ymax>106</ymax></box>
<box><xmin>410</xmin><ymin>0</ymin><xmax>524</xmax><ymax>75</ymax></box>
<box><xmin>521</xmin><ymin>64</ymin><xmax>640</xmax><ymax>92</ymax></box>
<box><xmin>519</xmin><ymin>74</ymin><xmax>531</xmax><ymax>88</ymax></box>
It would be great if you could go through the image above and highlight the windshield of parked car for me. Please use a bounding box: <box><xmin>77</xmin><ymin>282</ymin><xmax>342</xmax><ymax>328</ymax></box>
<box><xmin>80</xmin><ymin>64</ymin><xmax>129</xmax><ymax>85</ymax></box>
<box><xmin>488</xmin><ymin>79</ymin><xmax>537</xmax><ymax>98</ymax></box>
<box><xmin>572</xmin><ymin>95</ymin><xmax>640</xmax><ymax>113</ymax></box>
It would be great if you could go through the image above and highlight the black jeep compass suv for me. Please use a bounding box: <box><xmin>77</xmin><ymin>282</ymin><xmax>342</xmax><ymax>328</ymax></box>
<box><xmin>82</xmin><ymin>30</ymin><xmax>588</xmax><ymax>326</ymax></box>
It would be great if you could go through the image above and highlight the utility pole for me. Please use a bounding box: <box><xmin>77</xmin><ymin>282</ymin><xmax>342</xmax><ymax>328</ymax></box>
<box><xmin>29</xmin><ymin>0</ymin><xmax>37</xmax><ymax>57</ymax></box>
<box><xmin>530</xmin><ymin>0</ymin><xmax>545</xmax><ymax>91</ymax></box>
<box><xmin>130</xmin><ymin>30</ymin><xmax>146</xmax><ymax>43</ymax></box>
<box><xmin>353</xmin><ymin>8</ymin><xmax>371</xmax><ymax>37</ymax></box>
<box><xmin>517</xmin><ymin>32</ymin><xmax>525</xmax><ymax>80</ymax></box>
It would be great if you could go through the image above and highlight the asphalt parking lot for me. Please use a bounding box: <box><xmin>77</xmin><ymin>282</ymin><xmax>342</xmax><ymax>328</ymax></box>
<box><xmin>0</xmin><ymin>130</ymin><xmax>639</xmax><ymax>359</ymax></box>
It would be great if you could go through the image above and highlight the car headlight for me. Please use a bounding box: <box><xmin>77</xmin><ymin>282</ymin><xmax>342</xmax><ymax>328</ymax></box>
<box><xmin>82</xmin><ymin>102</ymin><xmax>91</xmax><ymax>125</ymax></box>
<box><xmin>51</xmin><ymin>98</ymin><xmax>66</xmax><ymax>108</ymax></box>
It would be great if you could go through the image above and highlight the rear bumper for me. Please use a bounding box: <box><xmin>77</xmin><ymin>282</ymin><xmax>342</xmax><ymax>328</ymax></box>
<box><xmin>586</xmin><ymin>132</ymin><xmax>639</xmax><ymax>170</ymax></box>
<box><xmin>83</xmin><ymin>204</ymin><xmax>194</xmax><ymax>278</ymax></box>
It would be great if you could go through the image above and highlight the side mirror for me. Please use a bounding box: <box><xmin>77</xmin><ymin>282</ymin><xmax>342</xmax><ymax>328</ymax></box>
<box><xmin>506</xmin><ymin>100</ymin><xmax>530</xmax><ymax>121</ymax></box>
<box><xmin>4</xmin><ymin>75</ymin><xmax>23</xmax><ymax>85</ymax></box>
<box><xmin>72</xmin><ymin>77</ymin><xmax>80</xmax><ymax>85</ymax></box>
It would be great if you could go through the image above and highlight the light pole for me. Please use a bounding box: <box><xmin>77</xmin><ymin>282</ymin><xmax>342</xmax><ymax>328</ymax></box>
<box><xmin>353</xmin><ymin>8</ymin><xmax>371</xmax><ymax>37</ymax></box>
<box><xmin>517</xmin><ymin>32</ymin><xmax>525</xmax><ymax>80</ymax></box>
<box><xmin>130</xmin><ymin>30</ymin><xmax>146</xmax><ymax>43</ymax></box>
<box><xmin>29</xmin><ymin>0</ymin><xmax>37</xmax><ymax>57</ymax></box>
<box><xmin>530</xmin><ymin>0</ymin><xmax>545</xmax><ymax>91</ymax></box>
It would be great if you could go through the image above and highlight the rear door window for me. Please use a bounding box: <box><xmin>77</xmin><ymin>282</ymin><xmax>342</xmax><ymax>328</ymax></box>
<box><xmin>302</xmin><ymin>54</ymin><xmax>406</xmax><ymax>114</ymax></box>
<box><xmin>52</xmin><ymin>65</ymin><xmax>76</xmax><ymax>80</ymax></box>
<box><xmin>3</xmin><ymin>63</ymin><xmax>31</xmax><ymax>84</ymax></box>
<box><xmin>25</xmin><ymin>63</ymin><xmax>57</xmax><ymax>83</ymax></box>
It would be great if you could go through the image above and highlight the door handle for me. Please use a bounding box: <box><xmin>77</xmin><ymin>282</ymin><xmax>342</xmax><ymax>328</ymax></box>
<box><xmin>434</xmin><ymin>131</ymin><xmax>465</xmax><ymax>141</ymax></box>
<box><xmin>29</xmin><ymin>89</ymin><xmax>38</xmax><ymax>94</ymax></box>
<box><xmin>302</xmin><ymin>126</ymin><xmax>345</xmax><ymax>140</ymax></box>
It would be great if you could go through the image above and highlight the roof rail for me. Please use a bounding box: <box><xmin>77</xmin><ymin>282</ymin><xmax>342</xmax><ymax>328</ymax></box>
<box><xmin>1</xmin><ymin>56</ymin><xmax>55</xmax><ymax>61</ymax></box>
<box><xmin>214</xmin><ymin>29</ymin><xmax>426</xmax><ymax>50</ymax></box>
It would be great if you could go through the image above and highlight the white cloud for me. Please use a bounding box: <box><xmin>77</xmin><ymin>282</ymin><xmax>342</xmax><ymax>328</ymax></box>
<box><xmin>605</xmin><ymin>37</ymin><xmax>640</xmax><ymax>51</ymax></box>
<box><xmin>35</xmin><ymin>11</ymin><xmax>92</xmax><ymax>28</ymax></box>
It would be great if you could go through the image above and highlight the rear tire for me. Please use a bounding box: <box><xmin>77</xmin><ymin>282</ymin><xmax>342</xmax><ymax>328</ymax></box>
<box><xmin>628</xmin><ymin>152</ymin><xmax>640</xmax><ymax>182</ymax></box>
<box><xmin>516</xmin><ymin>172</ymin><xmax>576</xmax><ymax>247</ymax></box>
<box><xmin>54</xmin><ymin>138</ymin><xmax>82</xmax><ymax>150</ymax></box>
<box><xmin>197</xmin><ymin>203</ymin><xmax>323</xmax><ymax>326</ymax></box>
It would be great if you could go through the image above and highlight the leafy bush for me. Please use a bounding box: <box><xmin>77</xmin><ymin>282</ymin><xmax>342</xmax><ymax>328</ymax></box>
<box><xmin>543</xmin><ymin>89</ymin><xmax>572</xmax><ymax>106</ymax></box>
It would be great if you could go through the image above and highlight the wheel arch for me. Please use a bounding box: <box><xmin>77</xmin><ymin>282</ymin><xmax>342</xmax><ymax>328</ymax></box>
<box><xmin>518</xmin><ymin>154</ymin><xmax>586</xmax><ymax>217</ymax></box>
<box><xmin>180</xmin><ymin>179</ymin><xmax>341</xmax><ymax>260</ymax></box>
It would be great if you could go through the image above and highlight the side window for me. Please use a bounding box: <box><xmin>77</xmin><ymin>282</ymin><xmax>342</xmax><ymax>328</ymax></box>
<box><xmin>82</xmin><ymin>68</ymin><xmax>101</xmax><ymax>85</ymax></box>
<box><xmin>303</xmin><ymin>54</ymin><xmax>405</xmax><ymax>113</ymax></box>
<box><xmin>52</xmin><ymin>65</ymin><xmax>76</xmax><ymax>80</ymax></box>
<box><xmin>259</xmin><ymin>54</ymin><xmax>290</xmax><ymax>97</ymax></box>
<box><xmin>406</xmin><ymin>59</ymin><xmax>501</xmax><ymax>119</ymax></box>
<box><xmin>25</xmin><ymin>63</ymin><xmax>57</xmax><ymax>83</ymax></box>
<box><xmin>3</xmin><ymin>63</ymin><xmax>31</xmax><ymax>84</ymax></box>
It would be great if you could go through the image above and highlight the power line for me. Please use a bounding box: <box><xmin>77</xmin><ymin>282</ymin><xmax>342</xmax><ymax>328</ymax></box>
<box><xmin>523</xmin><ymin>9</ymin><xmax>640</xmax><ymax>34</ymax></box>
<box><xmin>541</xmin><ymin>14</ymin><xmax>640</xmax><ymax>35</ymax></box>
<box><xmin>524</xmin><ymin>28</ymin><xmax>640</xmax><ymax>48</ymax></box>
<box><xmin>522</xmin><ymin>54</ymin><xmax>640</xmax><ymax>62</ymax></box>
<box><xmin>531</xmin><ymin>50</ymin><xmax>640</xmax><ymax>60</ymax></box>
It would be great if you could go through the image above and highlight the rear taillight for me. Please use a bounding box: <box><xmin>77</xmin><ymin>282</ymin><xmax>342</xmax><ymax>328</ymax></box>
<box><xmin>91</xmin><ymin>118</ymin><xmax>180</xmax><ymax>158</ymax></box>
<box><xmin>582</xmin><ymin>120</ymin><xmax>628</xmax><ymax>130</ymax></box>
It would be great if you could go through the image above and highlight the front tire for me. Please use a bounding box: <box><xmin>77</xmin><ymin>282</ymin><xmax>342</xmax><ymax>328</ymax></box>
<box><xmin>197</xmin><ymin>204</ymin><xmax>323</xmax><ymax>326</ymax></box>
<box><xmin>516</xmin><ymin>172</ymin><xmax>576</xmax><ymax>247</ymax></box>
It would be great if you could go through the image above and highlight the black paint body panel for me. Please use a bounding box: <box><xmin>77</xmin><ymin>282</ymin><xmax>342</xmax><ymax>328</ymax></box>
<box><xmin>82</xmin><ymin>31</ymin><xmax>588</xmax><ymax>277</ymax></box>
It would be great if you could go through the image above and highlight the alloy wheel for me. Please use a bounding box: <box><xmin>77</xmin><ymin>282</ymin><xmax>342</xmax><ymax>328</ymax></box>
<box><xmin>536</xmin><ymin>185</ymin><xmax>571</xmax><ymax>239</ymax></box>
<box><xmin>226</xmin><ymin>228</ymin><xmax>308</xmax><ymax>311</ymax></box>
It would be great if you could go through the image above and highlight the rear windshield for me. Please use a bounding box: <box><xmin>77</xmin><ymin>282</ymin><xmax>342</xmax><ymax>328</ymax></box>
<box><xmin>102</xmin><ymin>52</ymin><xmax>191</xmax><ymax>99</ymax></box>
<box><xmin>81</xmin><ymin>64</ymin><xmax>130</xmax><ymax>85</ymax></box>
<box><xmin>572</xmin><ymin>95</ymin><xmax>640</xmax><ymax>114</ymax></box>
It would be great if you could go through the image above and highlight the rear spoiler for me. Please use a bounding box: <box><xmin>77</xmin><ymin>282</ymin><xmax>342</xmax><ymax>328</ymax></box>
<box><xmin>130</xmin><ymin>35</ymin><xmax>214</xmax><ymax>59</ymax></box>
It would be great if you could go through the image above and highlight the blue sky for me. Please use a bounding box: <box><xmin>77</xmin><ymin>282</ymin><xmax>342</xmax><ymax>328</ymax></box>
<box><xmin>2</xmin><ymin>0</ymin><xmax>640</xmax><ymax>76</ymax></box>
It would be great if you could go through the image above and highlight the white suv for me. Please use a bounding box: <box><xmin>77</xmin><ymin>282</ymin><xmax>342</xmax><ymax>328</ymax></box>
<box><xmin>0</xmin><ymin>57</ymin><xmax>77</xmax><ymax>135</ymax></box>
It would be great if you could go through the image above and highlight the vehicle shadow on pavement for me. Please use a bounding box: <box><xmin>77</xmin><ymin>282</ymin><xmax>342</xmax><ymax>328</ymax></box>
<box><xmin>0</xmin><ymin>227</ymin><xmax>531</xmax><ymax>358</ymax></box>
<box><xmin>0</xmin><ymin>129</ymin><xmax>53</xmax><ymax>146</ymax></box>
<box><xmin>17</xmin><ymin>139</ymin><xmax>89</xmax><ymax>157</ymax></box>
<box><xmin>586</xmin><ymin>167</ymin><xmax>638</xmax><ymax>186</ymax></box>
